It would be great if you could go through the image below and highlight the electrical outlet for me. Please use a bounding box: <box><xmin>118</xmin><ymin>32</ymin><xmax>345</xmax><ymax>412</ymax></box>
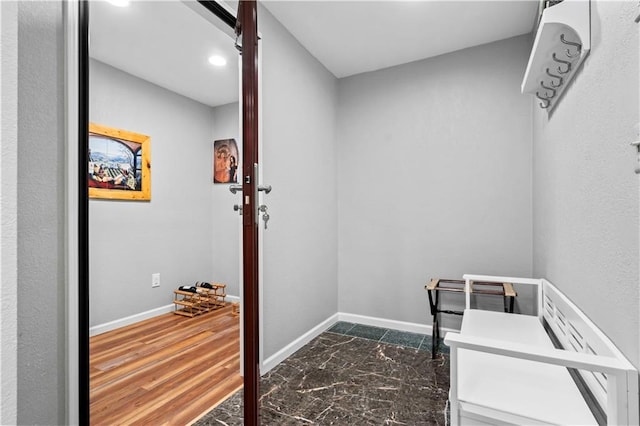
<box><xmin>152</xmin><ymin>273</ymin><xmax>160</xmax><ymax>288</ymax></box>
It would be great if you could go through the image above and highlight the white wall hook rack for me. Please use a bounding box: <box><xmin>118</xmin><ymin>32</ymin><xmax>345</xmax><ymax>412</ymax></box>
<box><xmin>630</xmin><ymin>140</ymin><xmax>640</xmax><ymax>174</ymax></box>
<box><xmin>521</xmin><ymin>0</ymin><xmax>591</xmax><ymax>112</ymax></box>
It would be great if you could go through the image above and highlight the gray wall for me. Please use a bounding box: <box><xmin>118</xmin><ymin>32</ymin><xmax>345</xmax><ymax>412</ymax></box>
<box><xmin>12</xmin><ymin>0</ymin><xmax>639</xmax><ymax>422</ymax></box>
<box><xmin>532</xmin><ymin>1</ymin><xmax>639</xmax><ymax>367</ymax></box>
<box><xmin>16</xmin><ymin>1</ymin><xmax>66</xmax><ymax>424</ymax></box>
<box><xmin>1</xmin><ymin>1</ymin><xmax>19</xmax><ymax>424</ymax></box>
<box><xmin>211</xmin><ymin>102</ymin><xmax>241</xmax><ymax>298</ymax></box>
<box><xmin>259</xmin><ymin>5</ymin><xmax>339</xmax><ymax>359</ymax></box>
<box><xmin>89</xmin><ymin>59</ymin><xmax>215</xmax><ymax>326</ymax></box>
<box><xmin>337</xmin><ymin>35</ymin><xmax>534</xmax><ymax>326</ymax></box>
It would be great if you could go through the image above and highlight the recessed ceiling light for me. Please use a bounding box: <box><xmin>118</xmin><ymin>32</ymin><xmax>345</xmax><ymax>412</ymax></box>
<box><xmin>208</xmin><ymin>55</ymin><xmax>227</xmax><ymax>67</ymax></box>
<box><xmin>106</xmin><ymin>0</ymin><xmax>130</xmax><ymax>7</ymax></box>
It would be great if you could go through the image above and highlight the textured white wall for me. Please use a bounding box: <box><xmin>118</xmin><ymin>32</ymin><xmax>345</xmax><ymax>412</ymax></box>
<box><xmin>211</xmin><ymin>102</ymin><xmax>241</xmax><ymax>298</ymax></box>
<box><xmin>532</xmin><ymin>1</ymin><xmax>639</xmax><ymax>367</ymax></box>
<box><xmin>1</xmin><ymin>1</ymin><xmax>18</xmax><ymax>424</ymax></box>
<box><xmin>16</xmin><ymin>1</ymin><xmax>66</xmax><ymax>423</ymax></box>
<box><xmin>337</xmin><ymin>35</ymin><xmax>534</xmax><ymax>327</ymax></box>
<box><xmin>89</xmin><ymin>59</ymin><xmax>215</xmax><ymax>326</ymax></box>
<box><xmin>259</xmin><ymin>5</ymin><xmax>339</xmax><ymax>359</ymax></box>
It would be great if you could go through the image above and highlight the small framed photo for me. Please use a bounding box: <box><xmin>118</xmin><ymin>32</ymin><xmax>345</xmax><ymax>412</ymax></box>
<box><xmin>88</xmin><ymin>123</ymin><xmax>151</xmax><ymax>201</ymax></box>
<box><xmin>213</xmin><ymin>138</ymin><xmax>239</xmax><ymax>184</ymax></box>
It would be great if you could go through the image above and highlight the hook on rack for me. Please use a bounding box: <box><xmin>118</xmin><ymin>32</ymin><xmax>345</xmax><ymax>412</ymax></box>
<box><xmin>545</xmin><ymin>68</ymin><xmax>563</xmax><ymax>88</ymax></box>
<box><xmin>540</xmin><ymin>81</ymin><xmax>556</xmax><ymax>99</ymax></box>
<box><xmin>560</xmin><ymin>34</ymin><xmax>581</xmax><ymax>59</ymax></box>
<box><xmin>536</xmin><ymin>91</ymin><xmax>551</xmax><ymax>109</ymax></box>
<box><xmin>552</xmin><ymin>53</ymin><xmax>572</xmax><ymax>74</ymax></box>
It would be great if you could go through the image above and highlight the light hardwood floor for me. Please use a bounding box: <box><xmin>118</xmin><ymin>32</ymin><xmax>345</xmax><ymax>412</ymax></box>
<box><xmin>90</xmin><ymin>305</ymin><xmax>242</xmax><ymax>425</ymax></box>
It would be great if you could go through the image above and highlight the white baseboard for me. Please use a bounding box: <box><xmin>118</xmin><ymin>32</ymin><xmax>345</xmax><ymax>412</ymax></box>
<box><xmin>261</xmin><ymin>313</ymin><xmax>339</xmax><ymax>375</ymax></box>
<box><xmin>90</xmin><ymin>294</ymin><xmax>240</xmax><ymax>337</ymax></box>
<box><xmin>339</xmin><ymin>312</ymin><xmax>440</xmax><ymax>335</ymax></box>
<box><xmin>90</xmin><ymin>303</ymin><xmax>175</xmax><ymax>336</ymax></box>
<box><xmin>260</xmin><ymin>311</ymin><xmax>459</xmax><ymax>374</ymax></box>
<box><xmin>339</xmin><ymin>312</ymin><xmax>433</xmax><ymax>334</ymax></box>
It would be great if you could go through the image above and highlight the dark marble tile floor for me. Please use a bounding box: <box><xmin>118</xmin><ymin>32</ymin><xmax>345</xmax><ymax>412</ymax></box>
<box><xmin>329</xmin><ymin>321</ymin><xmax>449</xmax><ymax>355</ymax></box>
<box><xmin>195</xmin><ymin>324</ymin><xmax>450</xmax><ymax>425</ymax></box>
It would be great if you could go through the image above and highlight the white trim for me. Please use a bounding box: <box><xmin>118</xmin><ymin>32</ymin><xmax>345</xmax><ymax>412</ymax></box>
<box><xmin>261</xmin><ymin>313</ymin><xmax>339</xmax><ymax>375</ymax></box>
<box><xmin>460</xmin><ymin>402</ymin><xmax>551</xmax><ymax>426</ymax></box>
<box><xmin>1</xmin><ymin>2</ymin><xmax>19</xmax><ymax>424</ymax></box>
<box><xmin>338</xmin><ymin>312</ymin><xmax>456</xmax><ymax>337</ymax></box>
<box><xmin>258</xmin><ymin>36</ymin><xmax>264</xmax><ymax>376</ymax></box>
<box><xmin>446</xmin><ymin>331</ymin><xmax>628</xmax><ymax>373</ymax></box>
<box><xmin>63</xmin><ymin>1</ymin><xmax>80</xmax><ymax>424</ymax></box>
<box><xmin>237</xmin><ymin>52</ymin><xmax>244</xmax><ymax>377</ymax></box>
<box><xmin>462</xmin><ymin>274</ymin><xmax>541</xmax><ymax>286</ymax></box>
<box><xmin>89</xmin><ymin>296</ymin><xmax>240</xmax><ymax>337</ymax></box>
<box><xmin>261</xmin><ymin>312</ymin><xmax>458</xmax><ymax>375</ymax></box>
<box><xmin>90</xmin><ymin>304</ymin><xmax>174</xmax><ymax>337</ymax></box>
<box><xmin>181</xmin><ymin>0</ymin><xmax>237</xmax><ymax>39</ymax></box>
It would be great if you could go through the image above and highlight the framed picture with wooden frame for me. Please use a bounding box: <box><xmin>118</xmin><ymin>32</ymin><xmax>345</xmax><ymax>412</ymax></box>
<box><xmin>88</xmin><ymin>123</ymin><xmax>151</xmax><ymax>201</ymax></box>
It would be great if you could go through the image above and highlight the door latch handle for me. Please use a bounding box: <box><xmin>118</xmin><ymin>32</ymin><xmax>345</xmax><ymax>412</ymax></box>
<box><xmin>230</xmin><ymin>184</ymin><xmax>270</xmax><ymax>194</ymax></box>
<box><xmin>229</xmin><ymin>184</ymin><xmax>242</xmax><ymax>194</ymax></box>
<box><xmin>258</xmin><ymin>184</ymin><xmax>272</xmax><ymax>194</ymax></box>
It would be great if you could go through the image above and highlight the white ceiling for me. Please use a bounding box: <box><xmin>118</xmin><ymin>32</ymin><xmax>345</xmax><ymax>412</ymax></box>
<box><xmin>263</xmin><ymin>1</ymin><xmax>539</xmax><ymax>78</ymax></box>
<box><xmin>89</xmin><ymin>0</ymin><xmax>538</xmax><ymax>106</ymax></box>
<box><xmin>89</xmin><ymin>0</ymin><xmax>240</xmax><ymax>107</ymax></box>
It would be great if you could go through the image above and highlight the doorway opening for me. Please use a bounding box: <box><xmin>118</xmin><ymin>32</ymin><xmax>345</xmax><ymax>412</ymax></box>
<box><xmin>69</xmin><ymin>0</ymin><xmax>262</xmax><ymax>424</ymax></box>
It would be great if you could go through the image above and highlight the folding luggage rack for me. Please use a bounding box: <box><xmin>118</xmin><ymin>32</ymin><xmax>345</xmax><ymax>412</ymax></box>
<box><xmin>424</xmin><ymin>278</ymin><xmax>516</xmax><ymax>358</ymax></box>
